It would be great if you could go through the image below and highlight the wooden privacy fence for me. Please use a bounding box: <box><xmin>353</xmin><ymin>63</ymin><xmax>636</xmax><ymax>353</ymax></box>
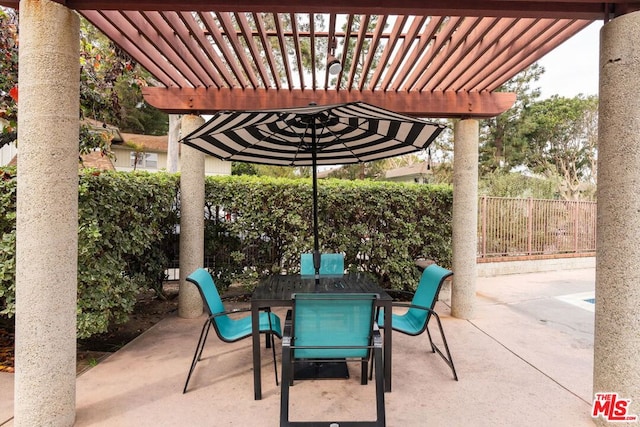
<box><xmin>478</xmin><ymin>196</ymin><xmax>597</xmax><ymax>259</ymax></box>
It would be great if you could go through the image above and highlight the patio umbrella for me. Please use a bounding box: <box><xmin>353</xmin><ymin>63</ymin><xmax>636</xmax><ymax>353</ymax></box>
<box><xmin>180</xmin><ymin>101</ymin><xmax>445</xmax><ymax>277</ymax></box>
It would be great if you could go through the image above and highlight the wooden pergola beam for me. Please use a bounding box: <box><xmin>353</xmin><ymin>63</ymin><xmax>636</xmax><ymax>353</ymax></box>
<box><xmin>2</xmin><ymin>0</ymin><xmax>638</xmax><ymax>19</ymax></box>
<box><xmin>142</xmin><ymin>87</ymin><xmax>517</xmax><ymax>118</ymax></box>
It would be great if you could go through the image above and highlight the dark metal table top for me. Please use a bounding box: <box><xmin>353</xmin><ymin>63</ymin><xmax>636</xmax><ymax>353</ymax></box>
<box><xmin>252</xmin><ymin>272</ymin><xmax>392</xmax><ymax>304</ymax></box>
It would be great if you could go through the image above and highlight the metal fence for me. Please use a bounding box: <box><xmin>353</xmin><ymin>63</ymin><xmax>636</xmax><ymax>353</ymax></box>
<box><xmin>478</xmin><ymin>196</ymin><xmax>597</xmax><ymax>259</ymax></box>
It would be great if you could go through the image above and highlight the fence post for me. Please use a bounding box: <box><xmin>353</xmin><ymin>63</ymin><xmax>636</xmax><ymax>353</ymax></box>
<box><xmin>574</xmin><ymin>201</ymin><xmax>580</xmax><ymax>252</ymax></box>
<box><xmin>527</xmin><ymin>197</ymin><xmax>533</xmax><ymax>255</ymax></box>
<box><xmin>480</xmin><ymin>196</ymin><xmax>487</xmax><ymax>259</ymax></box>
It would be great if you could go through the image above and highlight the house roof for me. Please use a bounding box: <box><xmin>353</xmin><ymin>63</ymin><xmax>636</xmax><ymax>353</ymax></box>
<box><xmin>82</xmin><ymin>119</ymin><xmax>171</xmax><ymax>153</ymax></box>
<box><xmin>80</xmin><ymin>150</ymin><xmax>116</xmax><ymax>170</ymax></box>
<box><xmin>117</xmin><ymin>133</ymin><xmax>170</xmax><ymax>153</ymax></box>
<box><xmin>385</xmin><ymin>162</ymin><xmax>430</xmax><ymax>179</ymax></box>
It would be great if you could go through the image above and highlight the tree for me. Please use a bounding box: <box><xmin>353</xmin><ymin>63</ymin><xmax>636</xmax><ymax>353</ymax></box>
<box><xmin>0</xmin><ymin>9</ymin><xmax>167</xmax><ymax>157</ymax></box>
<box><xmin>113</xmin><ymin>78</ymin><xmax>168</xmax><ymax>135</ymax></box>
<box><xmin>520</xmin><ymin>95</ymin><xmax>598</xmax><ymax>200</ymax></box>
<box><xmin>232</xmin><ymin>162</ymin><xmax>259</xmax><ymax>176</ymax></box>
<box><xmin>423</xmin><ymin>119</ymin><xmax>454</xmax><ymax>184</ymax></box>
<box><xmin>475</xmin><ymin>64</ymin><xmax>598</xmax><ymax>200</ymax></box>
<box><xmin>0</xmin><ymin>8</ymin><xmax>18</xmax><ymax>149</ymax></box>
<box><xmin>336</xmin><ymin>15</ymin><xmax>383</xmax><ymax>89</ymax></box>
<box><xmin>479</xmin><ymin>63</ymin><xmax>543</xmax><ymax>175</ymax></box>
<box><xmin>478</xmin><ymin>170</ymin><xmax>557</xmax><ymax>198</ymax></box>
<box><xmin>231</xmin><ymin>162</ymin><xmax>302</xmax><ymax>178</ymax></box>
<box><xmin>79</xmin><ymin>18</ymin><xmax>168</xmax><ymax>138</ymax></box>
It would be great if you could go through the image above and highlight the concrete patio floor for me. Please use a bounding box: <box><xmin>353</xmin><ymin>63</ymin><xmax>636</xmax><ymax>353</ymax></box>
<box><xmin>0</xmin><ymin>268</ymin><xmax>596</xmax><ymax>426</ymax></box>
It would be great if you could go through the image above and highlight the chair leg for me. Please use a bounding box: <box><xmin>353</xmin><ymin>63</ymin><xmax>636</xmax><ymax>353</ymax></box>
<box><xmin>361</xmin><ymin>358</ymin><xmax>368</xmax><ymax>385</ymax></box>
<box><xmin>268</xmin><ymin>312</ymin><xmax>279</xmax><ymax>386</ymax></box>
<box><xmin>280</xmin><ymin>340</ymin><xmax>292</xmax><ymax>426</ymax></box>
<box><xmin>368</xmin><ymin>347</ymin><xmax>374</xmax><ymax>381</ymax></box>
<box><xmin>264</xmin><ymin>307</ymin><xmax>273</xmax><ymax>349</ymax></box>
<box><xmin>196</xmin><ymin>321</ymin><xmax>212</xmax><ymax>362</ymax></box>
<box><xmin>271</xmin><ymin>333</ymin><xmax>279</xmax><ymax>386</ymax></box>
<box><xmin>183</xmin><ymin>319</ymin><xmax>212</xmax><ymax>393</ymax></box>
<box><xmin>425</xmin><ymin>322</ymin><xmax>437</xmax><ymax>354</ymax></box>
<box><xmin>372</xmin><ymin>345</ymin><xmax>386</xmax><ymax>427</ymax></box>
<box><xmin>428</xmin><ymin>312</ymin><xmax>459</xmax><ymax>381</ymax></box>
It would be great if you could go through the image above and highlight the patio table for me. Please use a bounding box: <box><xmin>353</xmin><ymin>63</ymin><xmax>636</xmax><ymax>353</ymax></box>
<box><xmin>251</xmin><ymin>272</ymin><xmax>393</xmax><ymax>400</ymax></box>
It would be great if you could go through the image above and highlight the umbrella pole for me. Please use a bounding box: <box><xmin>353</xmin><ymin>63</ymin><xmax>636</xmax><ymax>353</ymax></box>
<box><xmin>312</xmin><ymin>122</ymin><xmax>321</xmax><ymax>279</ymax></box>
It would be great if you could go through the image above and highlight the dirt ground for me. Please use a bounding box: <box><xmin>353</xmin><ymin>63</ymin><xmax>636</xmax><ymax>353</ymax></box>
<box><xmin>0</xmin><ymin>283</ymin><xmax>180</xmax><ymax>374</ymax></box>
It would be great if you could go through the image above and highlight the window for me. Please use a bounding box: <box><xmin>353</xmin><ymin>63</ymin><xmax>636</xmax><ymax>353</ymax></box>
<box><xmin>130</xmin><ymin>152</ymin><xmax>158</xmax><ymax>169</ymax></box>
<box><xmin>144</xmin><ymin>153</ymin><xmax>158</xmax><ymax>169</ymax></box>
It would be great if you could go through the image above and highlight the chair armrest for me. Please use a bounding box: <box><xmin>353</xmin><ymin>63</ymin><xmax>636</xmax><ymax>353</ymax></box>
<box><xmin>208</xmin><ymin>305</ymin><xmax>275</xmax><ymax>319</ymax></box>
<box><xmin>390</xmin><ymin>302</ymin><xmax>436</xmax><ymax>314</ymax></box>
<box><xmin>208</xmin><ymin>307</ymin><xmax>252</xmax><ymax>319</ymax></box>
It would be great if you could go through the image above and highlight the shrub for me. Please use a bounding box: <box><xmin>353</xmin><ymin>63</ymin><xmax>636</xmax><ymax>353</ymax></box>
<box><xmin>0</xmin><ymin>168</ymin><xmax>179</xmax><ymax>338</ymax></box>
<box><xmin>204</xmin><ymin>176</ymin><xmax>452</xmax><ymax>290</ymax></box>
<box><xmin>0</xmin><ymin>169</ymin><xmax>451</xmax><ymax>338</ymax></box>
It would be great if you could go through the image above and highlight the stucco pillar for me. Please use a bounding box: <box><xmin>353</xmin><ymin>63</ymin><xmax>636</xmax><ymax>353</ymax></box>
<box><xmin>178</xmin><ymin>114</ymin><xmax>205</xmax><ymax>318</ymax></box>
<box><xmin>15</xmin><ymin>1</ymin><xmax>79</xmax><ymax>425</ymax></box>
<box><xmin>167</xmin><ymin>114</ymin><xmax>181</xmax><ymax>173</ymax></box>
<box><xmin>593</xmin><ymin>12</ymin><xmax>640</xmax><ymax>425</ymax></box>
<box><xmin>451</xmin><ymin>119</ymin><xmax>478</xmax><ymax>319</ymax></box>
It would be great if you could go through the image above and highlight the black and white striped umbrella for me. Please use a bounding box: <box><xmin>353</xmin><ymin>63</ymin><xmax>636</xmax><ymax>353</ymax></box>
<box><xmin>181</xmin><ymin>101</ymin><xmax>445</xmax><ymax>276</ymax></box>
<box><xmin>181</xmin><ymin>101</ymin><xmax>445</xmax><ymax>166</ymax></box>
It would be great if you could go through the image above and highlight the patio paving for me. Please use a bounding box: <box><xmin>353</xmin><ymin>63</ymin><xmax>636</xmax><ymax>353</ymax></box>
<box><xmin>0</xmin><ymin>268</ymin><xmax>596</xmax><ymax>426</ymax></box>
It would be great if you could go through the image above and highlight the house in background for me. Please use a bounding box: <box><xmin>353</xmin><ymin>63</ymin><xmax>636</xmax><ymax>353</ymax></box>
<box><xmin>1</xmin><ymin>119</ymin><xmax>231</xmax><ymax>176</ymax></box>
<box><xmin>111</xmin><ymin>132</ymin><xmax>231</xmax><ymax>176</ymax></box>
<box><xmin>385</xmin><ymin>162</ymin><xmax>432</xmax><ymax>184</ymax></box>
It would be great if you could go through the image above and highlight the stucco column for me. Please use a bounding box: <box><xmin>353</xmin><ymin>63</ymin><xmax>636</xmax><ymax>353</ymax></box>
<box><xmin>593</xmin><ymin>12</ymin><xmax>640</xmax><ymax>425</ymax></box>
<box><xmin>167</xmin><ymin>114</ymin><xmax>181</xmax><ymax>173</ymax></box>
<box><xmin>178</xmin><ymin>114</ymin><xmax>205</xmax><ymax>318</ymax></box>
<box><xmin>451</xmin><ymin>119</ymin><xmax>478</xmax><ymax>319</ymax></box>
<box><xmin>15</xmin><ymin>1</ymin><xmax>79</xmax><ymax>425</ymax></box>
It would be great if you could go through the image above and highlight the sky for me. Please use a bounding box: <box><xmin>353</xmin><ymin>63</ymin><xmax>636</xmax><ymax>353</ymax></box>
<box><xmin>536</xmin><ymin>21</ymin><xmax>601</xmax><ymax>99</ymax></box>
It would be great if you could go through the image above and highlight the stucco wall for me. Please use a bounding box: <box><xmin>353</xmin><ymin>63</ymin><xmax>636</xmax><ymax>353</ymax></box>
<box><xmin>477</xmin><ymin>256</ymin><xmax>595</xmax><ymax>277</ymax></box>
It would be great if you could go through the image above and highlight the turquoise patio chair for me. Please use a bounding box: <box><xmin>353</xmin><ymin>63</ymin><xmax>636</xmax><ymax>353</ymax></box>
<box><xmin>375</xmin><ymin>264</ymin><xmax>458</xmax><ymax>381</ymax></box>
<box><xmin>300</xmin><ymin>252</ymin><xmax>345</xmax><ymax>276</ymax></box>
<box><xmin>183</xmin><ymin>268</ymin><xmax>283</xmax><ymax>393</ymax></box>
<box><xmin>280</xmin><ymin>293</ymin><xmax>385</xmax><ymax>427</ymax></box>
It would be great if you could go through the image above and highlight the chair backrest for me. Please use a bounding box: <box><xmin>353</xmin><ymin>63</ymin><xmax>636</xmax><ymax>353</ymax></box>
<box><xmin>406</xmin><ymin>264</ymin><xmax>453</xmax><ymax>330</ymax></box>
<box><xmin>186</xmin><ymin>268</ymin><xmax>233</xmax><ymax>330</ymax></box>
<box><xmin>291</xmin><ymin>293</ymin><xmax>377</xmax><ymax>359</ymax></box>
<box><xmin>300</xmin><ymin>253</ymin><xmax>345</xmax><ymax>275</ymax></box>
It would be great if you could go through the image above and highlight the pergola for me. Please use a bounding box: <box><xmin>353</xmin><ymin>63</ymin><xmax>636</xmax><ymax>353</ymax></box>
<box><xmin>80</xmin><ymin>9</ymin><xmax>588</xmax><ymax>117</ymax></box>
<box><xmin>5</xmin><ymin>1</ymin><xmax>627</xmax><ymax>116</ymax></box>
<box><xmin>3</xmin><ymin>0</ymin><xmax>640</xmax><ymax>425</ymax></box>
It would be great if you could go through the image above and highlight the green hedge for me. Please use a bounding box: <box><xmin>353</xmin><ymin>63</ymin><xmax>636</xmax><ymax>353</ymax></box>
<box><xmin>204</xmin><ymin>175</ymin><xmax>452</xmax><ymax>289</ymax></box>
<box><xmin>0</xmin><ymin>168</ymin><xmax>179</xmax><ymax>338</ymax></box>
<box><xmin>0</xmin><ymin>169</ymin><xmax>452</xmax><ymax>338</ymax></box>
